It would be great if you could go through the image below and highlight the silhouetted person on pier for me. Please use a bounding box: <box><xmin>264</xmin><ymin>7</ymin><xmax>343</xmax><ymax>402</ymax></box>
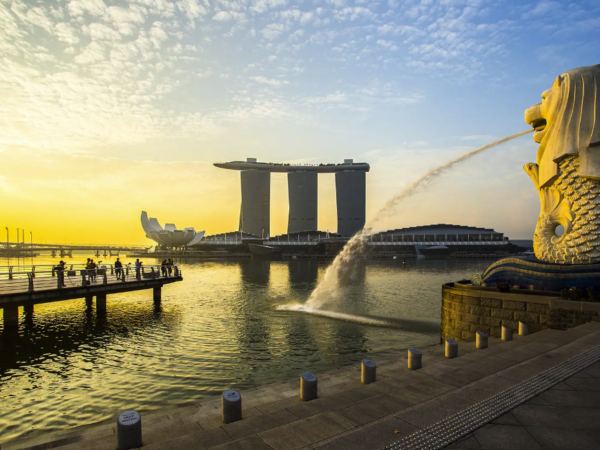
<box><xmin>167</xmin><ymin>259</ymin><xmax>173</xmax><ymax>276</ymax></box>
<box><xmin>54</xmin><ymin>261</ymin><xmax>66</xmax><ymax>287</ymax></box>
<box><xmin>89</xmin><ymin>260</ymin><xmax>97</xmax><ymax>282</ymax></box>
<box><xmin>115</xmin><ymin>258</ymin><xmax>123</xmax><ymax>280</ymax></box>
<box><xmin>135</xmin><ymin>259</ymin><xmax>142</xmax><ymax>280</ymax></box>
<box><xmin>161</xmin><ymin>260</ymin><xmax>167</xmax><ymax>277</ymax></box>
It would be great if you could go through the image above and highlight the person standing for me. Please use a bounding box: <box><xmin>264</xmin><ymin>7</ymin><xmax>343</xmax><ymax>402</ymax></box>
<box><xmin>135</xmin><ymin>259</ymin><xmax>141</xmax><ymax>280</ymax></box>
<box><xmin>90</xmin><ymin>259</ymin><xmax>97</xmax><ymax>282</ymax></box>
<box><xmin>56</xmin><ymin>260</ymin><xmax>66</xmax><ymax>287</ymax></box>
<box><xmin>115</xmin><ymin>258</ymin><xmax>123</xmax><ymax>280</ymax></box>
<box><xmin>161</xmin><ymin>260</ymin><xmax>167</xmax><ymax>277</ymax></box>
<box><xmin>167</xmin><ymin>259</ymin><xmax>173</xmax><ymax>277</ymax></box>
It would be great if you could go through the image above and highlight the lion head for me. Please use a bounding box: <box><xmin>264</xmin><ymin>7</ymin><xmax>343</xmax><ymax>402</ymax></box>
<box><xmin>524</xmin><ymin>64</ymin><xmax>600</xmax><ymax>188</ymax></box>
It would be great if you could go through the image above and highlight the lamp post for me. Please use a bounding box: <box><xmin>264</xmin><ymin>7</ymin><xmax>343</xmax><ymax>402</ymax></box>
<box><xmin>17</xmin><ymin>228</ymin><xmax>19</xmax><ymax>249</ymax></box>
<box><xmin>5</xmin><ymin>227</ymin><xmax>8</xmax><ymax>249</ymax></box>
<box><xmin>30</xmin><ymin>231</ymin><xmax>32</xmax><ymax>248</ymax></box>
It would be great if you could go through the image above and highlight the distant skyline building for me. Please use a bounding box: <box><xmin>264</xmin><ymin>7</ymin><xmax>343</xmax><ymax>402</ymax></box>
<box><xmin>239</xmin><ymin>169</ymin><xmax>270</xmax><ymax>238</ymax></box>
<box><xmin>336</xmin><ymin>169</ymin><xmax>366</xmax><ymax>238</ymax></box>
<box><xmin>214</xmin><ymin>158</ymin><xmax>370</xmax><ymax>237</ymax></box>
<box><xmin>288</xmin><ymin>171</ymin><xmax>318</xmax><ymax>234</ymax></box>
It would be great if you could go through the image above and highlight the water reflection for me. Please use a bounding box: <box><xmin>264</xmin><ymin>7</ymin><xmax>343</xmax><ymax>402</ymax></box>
<box><xmin>288</xmin><ymin>259</ymin><xmax>318</xmax><ymax>285</ymax></box>
<box><xmin>240</xmin><ymin>259</ymin><xmax>270</xmax><ymax>285</ymax></box>
<box><xmin>1</xmin><ymin>301</ymin><xmax>179</xmax><ymax>374</ymax></box>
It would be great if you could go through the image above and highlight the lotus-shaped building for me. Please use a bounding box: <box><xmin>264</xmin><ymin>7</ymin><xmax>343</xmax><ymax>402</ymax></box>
<box><xmin>141</xmin><ymin>211</ymin><xmax>206</xmax><ymax>247</ymax></box>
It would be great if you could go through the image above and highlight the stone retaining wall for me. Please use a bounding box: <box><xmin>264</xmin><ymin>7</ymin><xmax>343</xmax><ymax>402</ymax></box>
<box><xmin>442</xmin><ymin>283</ymin><xmax>600</xmax><ymax>341</ymax></box>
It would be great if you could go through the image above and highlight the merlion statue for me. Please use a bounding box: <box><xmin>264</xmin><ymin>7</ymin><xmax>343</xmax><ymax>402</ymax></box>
<box><xmin>524</xmin><ymin>64</ymin><xmax>600</xmax><ymax>264</ymax></box>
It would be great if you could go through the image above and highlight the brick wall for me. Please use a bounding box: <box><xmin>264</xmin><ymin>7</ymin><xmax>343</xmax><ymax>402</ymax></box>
<box><xmin>441</xmin><ymin>283</ymin><xmax>600</xmax><ymax>342</ymax></box>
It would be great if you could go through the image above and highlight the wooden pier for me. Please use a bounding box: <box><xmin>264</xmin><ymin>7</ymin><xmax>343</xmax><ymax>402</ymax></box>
<box><xmin>0</xmin><ymin>264</ymin><xmax>182</xmax><ymax>328</ymax></box>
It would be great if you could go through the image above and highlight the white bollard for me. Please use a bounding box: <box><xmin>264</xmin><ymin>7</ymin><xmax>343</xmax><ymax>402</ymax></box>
<box><xmin>117</xmin><ymin>410</ymin><xmax>142</xmax><ymax>450</ymax></box>
<box><xmin>445</xmin><ymin>338</ymin><xmax>458</xmax><ymax>358</ymax></box>
<box><xmin>476</xmin><ymin>331</ymin><xmax>488</xmax><ymax>349</ymax></box>
<box><xmin>407</xmin><ymin>348</ymin><xmax>422</xmax><ymax>370</ymax></box>
<box><xmin>519</xmin><ymin>321</ymin><xmax>529</xmax><ymax>336</ymax></box>
<box><xmin>222</xmin><ymin>390</ymin><xmax>242</xmax><ymax>424</ymax></box>
<box><xmin>502</xmin><ymin>326</ymin><xmax>513</xmax><ymax>341</ymax></box>
<box><xmin>361</xmin><ymin>359</ymin><xmax>377</xmax><ymax>384</ymax></box>
<box><xmin>300</xmin><ymin>372</ymin><xmax>318</xmax><ymax>401</ymax></box>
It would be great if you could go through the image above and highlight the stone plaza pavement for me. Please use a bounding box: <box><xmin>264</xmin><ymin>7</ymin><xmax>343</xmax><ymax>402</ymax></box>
<box><xmin>4</xmin><ymin>323</ymin><xmax>600</xmax><ymax>450</ymax></box>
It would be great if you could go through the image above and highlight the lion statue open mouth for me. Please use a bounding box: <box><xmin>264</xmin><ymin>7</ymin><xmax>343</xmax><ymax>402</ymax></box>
<box><xmin>524</xmin><ymin>64</ymin><xmax>600</xmax><ymax>264</ymax></box>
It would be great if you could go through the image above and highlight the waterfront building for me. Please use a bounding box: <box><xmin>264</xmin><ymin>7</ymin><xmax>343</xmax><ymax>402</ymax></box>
<box><xmin>214</xmin><ymin>158</ymin><xmax>370</xmax><ymax>237</ymax></box>
<box><xmin>141</xmin><ymin>211</ymin><xmax>205</xmax><ymax>248</ymax></box>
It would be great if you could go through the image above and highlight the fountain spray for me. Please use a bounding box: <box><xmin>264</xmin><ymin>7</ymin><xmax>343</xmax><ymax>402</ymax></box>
<box><xmin>299</xmin><ymin>129</ymin><xmax>533</xmax><ymax>315</ymax></box>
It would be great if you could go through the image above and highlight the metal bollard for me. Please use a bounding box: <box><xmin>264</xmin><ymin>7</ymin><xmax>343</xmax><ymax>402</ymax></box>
<box><xmin>502</xmin><ymin>326</ymin><xmax>513</xmax><ymax>341</ymax></box>
<box><xmin>407</xmin><ymin>348</ymin><xmax>422</xmax><ymax>370</ymax></box>
<box><xmin>519</xmin><ymin>322</ymin><xmax>529</xmax><ymax>336</ymax></box>
<box><xmin>300</xmin><ymin>372</ymin><xmax>318</xmax><ymax>401</ymax></box>
<box><xmin>361</xmin><ymin>359</ymin><xmax>376</xmax><ymax>384</ymax></box>
<box><xmin>476</xmin><ymin>331</ymin><xmax>488</xmax><ymax>349</ymax></box>
<box><xmin>445</xmin><ymin>338</ymin><xmax>458</xmax><ymax>358</ymax></box>
<box><xmin>117</xmin><ymin>410</ymin><xmax>142</xmax><ymax>450</ymax></box>
<box><xmin>222</xmin><ymin>390</ymin><xmax>242</xmax><ymax>424</ymax></box>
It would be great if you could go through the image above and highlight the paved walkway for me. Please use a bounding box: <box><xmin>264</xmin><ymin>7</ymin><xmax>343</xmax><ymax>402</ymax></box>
<box><xmin>4</xmin><ymin>323</ymin><xmax>600</xmax><ymax>450</ymax></box>
<box><xmin>445</xmin><ymin>364</ymin><xmax>600</xmax><ymax>450</ymax></box>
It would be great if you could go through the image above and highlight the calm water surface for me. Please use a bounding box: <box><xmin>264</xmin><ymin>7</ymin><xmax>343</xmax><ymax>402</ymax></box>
<box><xmin>0</xmin><ymin>255</ymin><xmax>494</xmax><ymax>442</ymax></box>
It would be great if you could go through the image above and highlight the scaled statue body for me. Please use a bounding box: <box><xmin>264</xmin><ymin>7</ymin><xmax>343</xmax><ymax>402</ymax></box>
<box><xmin>525</xmin><ymin>64</ymin><xmax>600</xmax><ymax>264</ymax></box>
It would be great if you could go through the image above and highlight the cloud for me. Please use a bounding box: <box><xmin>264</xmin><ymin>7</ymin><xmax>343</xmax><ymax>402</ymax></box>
<box><xmin>250</xmin><ymin>76</ymin><xmax>289</xmax><ymax>86</ymax></box>
<box><xmin>261</xmin><ymin>22</ymin><xmax>287</xmax><ymax>39</ymax></box>
<box><xmin>67</xmin><ymin>0</ymin><xmax>107</xmax><ymax>17</ymax></box>
<box><xmin>376</xmin><ymin>39</ymin><xmax>399</xmax><ymax>51</ymax></box>
<box><xmin>176</xmin><ymin>0</ymin><xmax>209</xmax><ymax>20</ymax></box>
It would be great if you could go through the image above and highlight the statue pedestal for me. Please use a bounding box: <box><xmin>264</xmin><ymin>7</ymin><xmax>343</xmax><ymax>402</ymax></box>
<box><xmin>478</xmin><ymin>256</ymin><xmax>600</xmax><ymax>292</ymax></box>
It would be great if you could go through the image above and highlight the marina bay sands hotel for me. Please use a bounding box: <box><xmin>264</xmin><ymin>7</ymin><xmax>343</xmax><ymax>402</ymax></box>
<box><xmin>214</xmin><ymin>158</ymin><xmax>370</xmax><ymax>238</ymax></box>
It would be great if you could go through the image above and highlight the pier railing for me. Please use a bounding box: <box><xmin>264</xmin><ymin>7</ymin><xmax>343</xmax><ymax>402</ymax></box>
<box><xmin>0</xmin><ymin>264</ymin><xmax>181</xmax><ymax>295</ymax></box>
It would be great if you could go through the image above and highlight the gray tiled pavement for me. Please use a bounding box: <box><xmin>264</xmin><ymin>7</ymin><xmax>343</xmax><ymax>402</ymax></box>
<box><xmin>3</xmin><ymin>323</ymin><xmax>600</xmax><ymax>450</ymax></box>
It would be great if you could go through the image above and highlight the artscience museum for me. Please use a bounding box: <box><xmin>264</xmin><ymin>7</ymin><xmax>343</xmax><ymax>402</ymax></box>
<box><xmin>141</xmin><ymin>211</ymin><xmax>206</xmax><ymax>248</ymax></box>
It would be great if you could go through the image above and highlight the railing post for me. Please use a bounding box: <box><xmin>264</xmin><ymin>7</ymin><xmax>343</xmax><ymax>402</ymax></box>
<box><xmin>9</xmin><ymin>266</ymin><xmax>13</xmax><ymax>280</ymax></box>
<box><xmin>28</xmin><ymin>273</ymin><xmax>34</xmax><ymax>292</ymax></box>
<box><xmin>111</xmin><ymin>265</ymin><xmax>114</xmax><ymax>275</ymax></box>
<box><xmin>103</xmin><ymin>272</ymin><xmax>108</xmax><ymax>284</ymax></box>
<box><xmin>151</xmin><ymin>267</ymin><xmax>156</xmax><ymax>279</ymax></box>
<box><xmin>32</xmin><ymin>266</ymin><xmax>36</xmax><ymax>278</ymax></box>
<box><xmin>82</xmin><ymin>271</ymin><xmax>87</xmax><ymax>286</ymax></box>
<box><xmin>174</xmin><ymin>266</ymin><xmax>179</xmax><ymax>277</ymax></box>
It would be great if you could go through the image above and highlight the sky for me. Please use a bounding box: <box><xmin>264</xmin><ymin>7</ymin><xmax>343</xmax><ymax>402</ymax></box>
<box><xmin>1</xmin><ymin>0</ymin><xmax>599</xmax><ymax>245</ymax></box>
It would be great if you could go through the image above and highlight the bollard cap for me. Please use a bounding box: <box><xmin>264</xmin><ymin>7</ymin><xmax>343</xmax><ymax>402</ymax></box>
<box><xmin>301</xmin><ymin>372</ymin><xmax>317</xmax><ymax>383</ymax></box>
<box><xmin>445</xmin><ymin>338</ymin><xmax>457</xmax><ymax>345</ymax></box>
<box><xmin>476</xmin><ymin>331</ymin><xmax>488</xmax><ymax>338</ymax></box>
<box><xmin>362</xmin><ymin>359</ymin><xmax>376</xmax><ymax>368</ymax></box>
<box><xmin>222</xmin><ymin>390</ymin><xmax>241</xmax><ymax>403</ymax></box>
<box><xmin>408</xmin><ymin>348</ymin><xmax>421</xmax><ymax>355</ymax></box>
<box><xmin>118</xmin><ymin>410</ymin><xmax>140</xmax><ymax>428</ymax></box>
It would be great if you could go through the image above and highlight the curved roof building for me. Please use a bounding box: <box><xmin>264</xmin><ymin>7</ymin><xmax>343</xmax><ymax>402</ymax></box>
<box><xmin>141</xmin><ymin>211</ymin><xmax>206</xmax><ymax>247</ymax></box>
<box><xmin>372</xmin><ymin>224</ymin><xmax>506</xmax><ymax>242</ymax></box>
